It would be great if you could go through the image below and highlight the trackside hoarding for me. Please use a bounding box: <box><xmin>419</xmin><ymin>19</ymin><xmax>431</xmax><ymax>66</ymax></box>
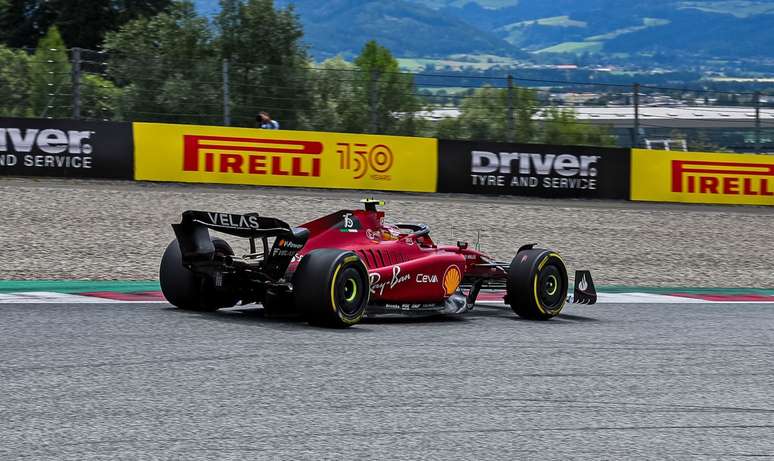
<box><xmin>133</xmin><ymin>123</ymin><xmax>438</xmax><ymax>193</ymax></box>
<box><xmin>0</xmin><ymin>118</ymin><xmax>133</xmax><ymax>179</ymax></box>
<box><xmin>437</xmin><ymin>140</ymin><xmax>630</xmax><ymax>199</ymax></box>
<box><xmin>631</xmin><ymin>149</ymin><xmax>774</xmax><ymax>206</ymax></box>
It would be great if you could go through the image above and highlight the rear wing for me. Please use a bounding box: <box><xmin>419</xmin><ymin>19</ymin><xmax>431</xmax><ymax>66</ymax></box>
<box><xmin>172</xmin><ymin>210</ymin><xmax>308</xmax><ymax>279</ymax></box>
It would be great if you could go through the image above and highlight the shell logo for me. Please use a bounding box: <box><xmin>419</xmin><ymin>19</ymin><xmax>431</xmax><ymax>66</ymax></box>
<box><xmin>442</xmin><ymin>265</ymin><xmax>462</xmax><ymax>296</ymax></box>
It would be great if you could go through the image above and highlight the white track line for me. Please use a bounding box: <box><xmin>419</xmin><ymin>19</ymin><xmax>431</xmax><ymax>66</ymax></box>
<box><xmin>479</xmin><ymin>292</ymin><xmax>774</xmax><ymax>305</ymax></box>
<box><xmin>0</xmin><ymin>292</ymin><xmax>165</xmax><ymax>304</ymax></box>
<box><xmin>0</xmin><ymin>292</ymin><xmax>122</xmax><ymax>304</ymax></box>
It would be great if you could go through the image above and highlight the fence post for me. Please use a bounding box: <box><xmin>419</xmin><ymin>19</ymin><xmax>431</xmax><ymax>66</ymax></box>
<box><xmin>222</xmin><ymin>59</ymin><xmax>231</xmax><ymax>126</ymax></box>
<box><xmin>632</xmin><ymin>83</ymin><xmax>640</xmax><ymax>148</ymax></box>
<box><xmin>754</xmin><ymin>91</ymin><xmax>761</xmax><ymax>154</ymax></box>
<box><xmin>369</xmin><ymin>70</ymin><xmax>379</xmax><ymax>134</ymax></box>
<box><xmin>507</xmin><ymin>74</ymin><xmax>515</xmax><ymax>142</ymax></box>
<box><xmin>71</xmin><ymin>47</ymin><xmax>81</xmax><ymax>120</ymax></box>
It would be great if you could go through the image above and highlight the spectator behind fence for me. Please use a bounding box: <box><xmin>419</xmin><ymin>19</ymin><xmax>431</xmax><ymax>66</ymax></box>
<box><xmin>257</xmin><ymin>111</ymin><xmax>280</xmax><ymax>130</ymax></box>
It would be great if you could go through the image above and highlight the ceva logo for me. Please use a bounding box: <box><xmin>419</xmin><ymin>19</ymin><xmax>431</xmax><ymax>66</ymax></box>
<box><xmin>182</xmin><ymin>135</ymin><xmax>323</xmax><ymax>177</ymax></box>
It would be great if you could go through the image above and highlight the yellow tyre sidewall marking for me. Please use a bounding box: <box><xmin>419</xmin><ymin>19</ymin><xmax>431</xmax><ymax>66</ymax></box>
<box><xmin>533</xmin><ymin>253</ymin><xmax>567</xmax><ymax>315</ymax></box>
<box><xmin>330</xmin><ymin>263</ymin><xmax>342</xmax><ymax>313</ymax></box>
<box><xmin>548</xmin><ymin>253</ymin><xmax>567</xmax><ymax>313</ymax></box>
<box><xmin>533</xmin><ymin>274</ymin><xmax>546</xmax><ymax>315</ymax></box>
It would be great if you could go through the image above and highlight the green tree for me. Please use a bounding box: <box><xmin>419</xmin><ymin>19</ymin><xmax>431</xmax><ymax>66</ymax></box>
<box><xmin>104</xmin><ymin>1</ymin><xmax>219</xmax><ymax>124</ymax></box>
<box><xmin>0</xmin><ymin>0</ymin><xmax>172</xmax><ymax>49</ymax></box>
<box><xmin>540</xmin><ymin>108</ymin><xmax>617</xmax><ymax>147</ymax></box>
<box><xmin>0</xmin><ymin>44</ymin><xmax>32</xmax><ymax>116</ymax></box>
<box><xmin>298</xmin><ymin>57</ymin><xmax>361</xmax><ymax>133</ymax></box>
<box><xmin>29</xmin><ymin>26</ymin><xmax>71</xmax><ymax>118</ymax></box>
<box><xmin>432</xmin><ymin>117</ymin><xmax>463</xmax><ymax>140</ymax></box>
<box><xmin>301</xmin><ymin>42</ymin><xmax>425</xmax><ymax>136</ymax></box>
<box><xmin>353</xmin><ymin>40</ymin><xmax>422</xmax><ymax>135</ymax></box>
<box><xmin>79</xmin><ymin>74</ymin><xmax>122</xmax><ymax>120</ymax></box>
<box><xmin>453</xmin><ymin>85</ymin><xmax>538</xmax><ymax>142</ymax></box>
<box><xmin>215</xmin><ymin>0</ymin><xmax>309</xmax><ymax>128</ymax></box>
<box><xmin>439</xmin><ymin>85</ymin><xmax>617</xmax><ymax>146</ymax></box>
<box><xmin>216</xmin><ymin>0</ymin><xmax>241</xmax><ymax>61</ymax></box>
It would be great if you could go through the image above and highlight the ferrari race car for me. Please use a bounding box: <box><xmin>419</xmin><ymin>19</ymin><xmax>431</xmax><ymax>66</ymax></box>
<box><xmin>160</xmin><ymin>199</ymin><xmax>597</xmax><ymax>327</ymax></box>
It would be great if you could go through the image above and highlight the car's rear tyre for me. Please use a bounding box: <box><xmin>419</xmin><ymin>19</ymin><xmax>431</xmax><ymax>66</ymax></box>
<box><xmin>160</xmin><ymin>237</ymin><xmax>239</xmax><ymax>311</ymax></box>
<box><xmin>292</xmin><ymin>249</ymin><xmax>369</xmax><ymax>328</ymax></box>
<box><xmin>506</xmin><ymin>248</ymin><xmax>568</xmax><ymax>320</ymax></box>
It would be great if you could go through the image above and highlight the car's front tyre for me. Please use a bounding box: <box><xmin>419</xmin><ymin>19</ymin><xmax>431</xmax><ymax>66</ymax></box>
<box><xmin>506</xmin><ymin>248</ymin><xmax>568</xmax><ymax>320</ymax></box>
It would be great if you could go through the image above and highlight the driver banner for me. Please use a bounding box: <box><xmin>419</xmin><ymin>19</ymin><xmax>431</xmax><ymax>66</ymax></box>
<box><xmin>437</xmin><ymin>140</ymin><xmax>630</xmax><ymax>199</ymax></box>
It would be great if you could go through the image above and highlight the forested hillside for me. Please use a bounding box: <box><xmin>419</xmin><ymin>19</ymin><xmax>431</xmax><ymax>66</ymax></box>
<box><xmin>255</xmin><ymin>0</ymin><xmax>774</xmax><ymax>63</ymax></box>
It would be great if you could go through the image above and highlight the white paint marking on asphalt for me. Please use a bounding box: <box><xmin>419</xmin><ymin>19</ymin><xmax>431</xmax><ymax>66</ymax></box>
<box><xmin>0</xmin><ymin>292</ymin><xmax>153</xmax><ymax>304</ymax></box>
<box><xmin>598</xmin><ymin>292</ymin><xmax>709</xmax><ymax>304</ymax></box>
<box><xmin>478</xmin><ymin>292</ymin><xmax>774</xmax><ymax>305</ymax></box>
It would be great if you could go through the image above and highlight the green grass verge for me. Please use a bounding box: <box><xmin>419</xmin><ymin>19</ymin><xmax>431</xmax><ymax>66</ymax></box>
<box><xmin>0</xmin><ymin>280</ymin><xmax>160</xmax><ymax>294</ymax></box>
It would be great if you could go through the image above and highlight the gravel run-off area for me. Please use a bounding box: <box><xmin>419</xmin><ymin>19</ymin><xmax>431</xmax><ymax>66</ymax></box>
<box><xmin>1</xmin><ymin>177</ymin><xmax>772</xmax><ymax>288</ymax></box>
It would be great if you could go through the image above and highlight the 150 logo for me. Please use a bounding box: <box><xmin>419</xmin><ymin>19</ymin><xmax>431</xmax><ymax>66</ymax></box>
<box><xmin>337</xmin><ymin>142</ymin><xmax>394</xmax><ymax>180</ymax></box>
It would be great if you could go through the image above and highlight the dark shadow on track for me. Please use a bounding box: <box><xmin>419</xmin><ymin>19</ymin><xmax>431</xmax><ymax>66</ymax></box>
<box><xmin>558</xmin><ymin>313</ymin><xmax>601</xmax><ymax>322</ymax></box>
<box><xmin>160</xmin><ymin>302</ymin><xmax>599</xmax><ymax>329</ymax></box>
<box><xmin>160</xmin><ymin>305</ymin><xmax>316</xmax><ymax>332</ymax></box>
<box><xmin>474</xmin><ymin>303</ymin><xmax>601</xmax><ymax>322</ymax></box>
<box><xmin>362</xmin><ymin>315</ymin><xmax>467</xmax><ymax>325</ymax></box>
<box><xmin>159</xmin><ymin>305</ymin><xmax>437</xmax><ymax>333</ymax></box>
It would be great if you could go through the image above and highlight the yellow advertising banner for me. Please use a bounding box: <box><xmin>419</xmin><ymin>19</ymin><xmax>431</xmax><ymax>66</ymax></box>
<box><xmin>631</xmin><ymin>149</ymin><xmax>774</xmax><ymax>206</ymax></box>
<box><xmin>133</xmin><ymin>123</ymin><xmax>438</xmax><ymax>192</ymax></box>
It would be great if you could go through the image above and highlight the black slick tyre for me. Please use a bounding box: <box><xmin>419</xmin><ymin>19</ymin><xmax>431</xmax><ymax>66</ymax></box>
<box><xmin>159</xmin><ymin>237</ymin><xmax>238</xmax><ymax>311</ymax></box>
<box><xmin>292</xmin><ymin>249</ymin><xmax>369</xmax><ymax>328</ymax></box>
<box><xmin>506</xmin><ymin>248</ymin><xmax>568</xmax><ymax>320</ymax></box>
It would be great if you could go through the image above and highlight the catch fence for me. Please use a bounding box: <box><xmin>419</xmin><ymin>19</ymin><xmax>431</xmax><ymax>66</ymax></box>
<box><xmin>3</xmin><ymin>47</ymin><xmax>774</xmax><ymax>152</ymax></box>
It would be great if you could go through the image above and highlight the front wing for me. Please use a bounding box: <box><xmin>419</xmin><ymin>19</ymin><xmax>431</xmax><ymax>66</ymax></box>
<box><xmin>362</xmin><ymin>270</ymin><xmax>597</xmax><ymax>317</ymax></box>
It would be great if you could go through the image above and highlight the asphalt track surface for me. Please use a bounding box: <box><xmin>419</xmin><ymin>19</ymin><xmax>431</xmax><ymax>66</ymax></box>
<box><xmin>2</xmin><ymin>301</ymin><xmax>773</xmax><ymax>460</ymax></box>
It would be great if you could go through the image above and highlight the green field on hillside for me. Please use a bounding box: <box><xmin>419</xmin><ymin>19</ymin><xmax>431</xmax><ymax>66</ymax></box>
<box><xmin>536</xmin><ymin>42</ymin><xmax>604</xmax><ymax>54</ymax></box>
<box><xmin>586</xmin><ymin>18</ymin><xmax>670</xmax><ymax>41</ymax></box>
<box><xmin>397</xmin><ymin>55</ymin><xmax>523</xmax><ymax>71</ymax></box>
<box><xmin>678</xmin><ymin>1</ymin><xmax>774</xmax><ymax>18</ymax></box>
<box><xmin>507</xmin><ymin>15</ymin><xmax>588</xmax><ymax>28</ymax></box>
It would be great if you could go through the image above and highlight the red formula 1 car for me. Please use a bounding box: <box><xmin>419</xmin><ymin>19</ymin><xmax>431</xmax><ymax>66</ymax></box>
<box><xmin>160</xmin><ymin>199</ymin><xmax>596</xmax><ymax>327</ymax></box>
